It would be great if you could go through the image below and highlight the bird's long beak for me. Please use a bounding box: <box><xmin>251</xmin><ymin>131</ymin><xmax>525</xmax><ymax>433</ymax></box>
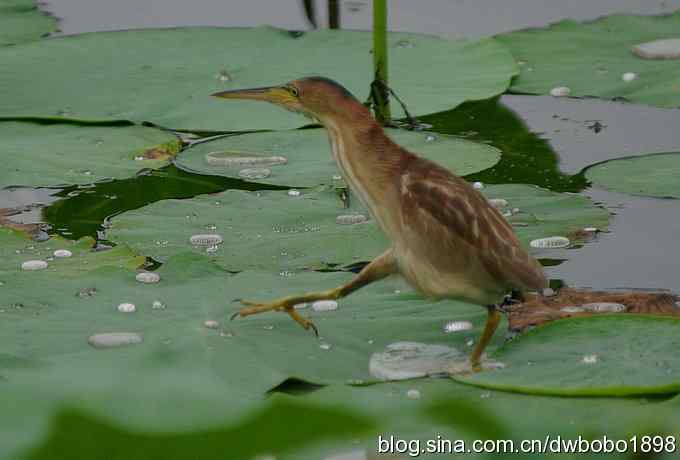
<box><xmin>211</xmin><ymin>86</ymin><xmax>293</xmax><ymax>104</ymax></box>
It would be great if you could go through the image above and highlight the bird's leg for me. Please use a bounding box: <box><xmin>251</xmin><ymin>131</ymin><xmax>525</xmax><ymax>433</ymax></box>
<box><xmin>232</xmin><ymin>249</ymin><xmax>398</xmax><ymax>335</ymax></box>
<box><xmin>470</xmin><ymin>305</ymin><xmax>502</xmax><ymax>372</ymax></box>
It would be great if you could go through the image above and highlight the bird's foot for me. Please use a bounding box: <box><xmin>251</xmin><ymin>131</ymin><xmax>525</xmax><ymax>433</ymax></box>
<box><xmin>231</xmin><ymin>297</ymin><xmax>319</xmax><ymax>336</ymax></box>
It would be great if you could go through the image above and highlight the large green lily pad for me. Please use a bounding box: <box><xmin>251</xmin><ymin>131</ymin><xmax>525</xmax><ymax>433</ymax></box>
<box><xmin>177</xmin><ymin>128</ymin><xmax>501</xmax><ymax>187</ymax></box>
<box><xmin>0</xmin><ymin>249</ymin><xmax>493</xmax><ymax>458</ymax></box>
<box><xmin>455</xmin><ymin>315</ymin><xmax>680</xmax><ymax>396</ymax></box>
<box><xmin>2</xmin><ymin>238</ymin><xmax>678</xmax><ymax>458</ymax></box>
<box><xmin>107</xmin><ymin>184</ymin><xmax>608</xmax><ymax>272</ymax></box>
<box><xmin>0</xmin><ymin>27</ymin><xmax>517</xmax><ymax>131</ymax></box>
<box><xmin>497</xmin><ymin>12</ymin><xmax>680</xmax><ymax>108</ymax></box>
<box><xmin>0</xmin><ymin>0</ymin><xmax>57</xmax><ymax>46</ymax></box>
<box><xmin>0</xmin><ymin>121</ymin><xmax>181</xmax><ymax>188</ymax></box>
<box><xmin>585</xmin><ymin>152</ymin><xmax>680</xmax><ymax>199</ymax></box>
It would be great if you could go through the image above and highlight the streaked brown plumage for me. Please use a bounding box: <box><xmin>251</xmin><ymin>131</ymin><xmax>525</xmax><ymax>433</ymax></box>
<box><xmin>212</xmin><ymin>76</ymin><xmax>546</xmax><ymax>369</ymax></box>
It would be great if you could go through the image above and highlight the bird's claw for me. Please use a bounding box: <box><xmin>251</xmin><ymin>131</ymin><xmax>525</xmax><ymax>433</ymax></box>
<box><xmin>230</xmin><ymin>298</ymin><xmax>319</xmax><ymax>336</ymax></box>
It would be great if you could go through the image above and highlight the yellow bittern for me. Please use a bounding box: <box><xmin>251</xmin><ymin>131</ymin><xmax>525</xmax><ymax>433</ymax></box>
<box><xmin>213</xmin><ymin>77</ymin><xmax>546</xmax><ymax>369</ymax></box>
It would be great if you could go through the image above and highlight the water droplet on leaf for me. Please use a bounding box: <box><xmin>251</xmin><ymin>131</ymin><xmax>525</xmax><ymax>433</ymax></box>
<box><xmin>312</xmin><ymin>300</ymin><xmax>338</xmax><ymax>312</ymax></box>
<box><xmin>88</xmin><ymin>332</ymin><xmax>143</xmax><ymax>349</ymax></box>
<box><xmin>77</xmin><ymin>287</ymin><xmax>97</xmax><ymax>298</ymax></box>
<box><xmin>550</xmin><ymin>86</ymin><xmax>571</xmax><ymax>97</ymax></box>
<box><xmin>369</xmin><ymin>341</ymin><xmax>464</xmax><ymax>380</ymax></box>
<box><xmin>238</xmin><ymin>168</ymin><xmax>271</xmax><ymax>179</ymax></box>
<box><xmin>136</xmin><ymin>271</ymin><xmax>160</xmax><ymax>284</ymax></box>
<box><xmin>443</xmin><ymin>320</ymin><xmax>473</xmax><ymax>333</ymax></box>
<box><xmin>205</xmin><ymin>152</ymin><xmax>287</xmax><ymax>167</ymax></box>
<box><xmin>488</xmin><ymin>198</ymin><xmax>508</xmax><ymax>208</ymax></box>
<box><xmin>190</xmin><ymin>234</ymin><xmax>223</xmax><ymax>247</ymax></box>
<box><xmin>52</xmin><ymin>249</ymin><xmax>72</xmax><ymax>258</ymax></box>
<box><xmin>581</xmin><ymin>302</ymin><xmax>625</xmax><ymax>313</ymax></box>
<box><xmin>204</xmin><ymin>320</ymin><xmax>219</xmax><ymax>329</ymax></box>
<box><xmin>21</xmin><ymin>260</ymin><xmax>48</xmax><ymax>271</ymax></box>
<box><xmin>117</xmin><ymin>302</ymin><xmax>136</xmax><ymax>313</ymax></box>
<box><xmin>336</xmin><ymin>214</ymin><xmax>368</xmax><ymax>225</ymax></box>
<box><xmin>631</xmin><ymin>38</ymin><xmax>680</xmax><ymax>60</ymax></box>
<box><xmin>406</xmin><ymin>389</ymin><xmax>421</xmax><ymax>399</ymax></box>
<box><xmin>529</xmin><ymin>236</ymin><xmax>570</xmax><ymax>249</ymax></box>
<box><xmin>217</xmin><ymin>69</ymin><xmax>232</xmax><ymax>82</ymax></box>
<box><xmin>395</xmin><ymin>39</ymin><xmax>414</xmax><ymax>48</ymax></box>
<box><xmin>581</xmin><ymin>354</ymin><xmax>599</xmax><ymax>364</ymax></box>
<box><xmin>561</xmin><ymin>306</ymin><xmax>585</xmax><ymax>314</ymax></box>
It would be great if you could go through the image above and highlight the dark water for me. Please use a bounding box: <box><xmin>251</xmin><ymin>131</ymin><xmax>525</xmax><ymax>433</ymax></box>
<box><xmin>3</xmin><ymin>0</ymin><xmax>680</xmax><ymax>293</ymax></box>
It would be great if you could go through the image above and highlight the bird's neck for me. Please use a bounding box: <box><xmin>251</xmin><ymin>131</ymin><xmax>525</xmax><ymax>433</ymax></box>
<box><xmin>320</xmin><ymin>109</ymin><xmax>404</xmax><ymax>234</ymax></box>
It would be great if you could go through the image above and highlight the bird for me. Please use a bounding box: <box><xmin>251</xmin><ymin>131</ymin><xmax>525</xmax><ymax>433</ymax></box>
<box><xmin>212</xmin><ymin>76</ymin><xmax>546</xmax><ymax>370</ymax></box>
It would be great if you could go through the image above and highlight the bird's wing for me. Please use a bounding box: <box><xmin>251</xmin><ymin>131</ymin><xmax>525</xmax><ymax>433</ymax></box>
<box><xmin>400</xmin><ymin>159</ymin><xmax>546</xmax><ymax>291</ymax></box>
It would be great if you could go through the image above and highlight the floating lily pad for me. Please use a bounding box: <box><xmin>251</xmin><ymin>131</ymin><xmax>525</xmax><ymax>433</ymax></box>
<box><xmin>585</xmin><ymin>152</ymin><xmax>680</xmax><ymax>199</ymax></box>
<box><xmin>0</xmin><ymin>0</ymin><xmax>57</xmax><ymax>46</ymax></box>
<box><xmin>497</xmin><ymin>12</ymin><xmax>680</xmax><ymax>108</ymax></box>
<box><xmin>177</xmin><ymin>129</ymin><xmax>501</xmax><ymax>187</ymax></box>
<box><xmin>0</xmin><ymin>122</ymin><xmax>181</xmax><ymax>188</ymax></box>
<box><xmin>108</xmin><ymin>184</ymin><xmax>608</xmax><ymax>272</ymax></box>
<box><xmin>0</xmin><ymin>27</ymin><xmax>517</xmax><ymax>130</ymax></box>
<box><xmin>0</xmin><ymin>227</ymin><xmax>143</xmax><ymax>277</ymax></box>
<box><xmin>455</xmin><ymin>315</ymin><xmax>680</xmax><ymax>396</ymax></box>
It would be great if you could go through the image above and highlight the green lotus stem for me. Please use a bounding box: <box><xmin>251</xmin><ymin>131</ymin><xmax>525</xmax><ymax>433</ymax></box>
<box><xmin>372</xmin><ymin>0</ymin><xmax>391</xmax><ymax>124</ymax></box>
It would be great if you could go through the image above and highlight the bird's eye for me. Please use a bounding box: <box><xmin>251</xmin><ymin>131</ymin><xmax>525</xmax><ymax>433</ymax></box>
<box><xmin>289</xmin><ymin>86</ymin><xmax>300</xmax><ymax>97</ymax></box>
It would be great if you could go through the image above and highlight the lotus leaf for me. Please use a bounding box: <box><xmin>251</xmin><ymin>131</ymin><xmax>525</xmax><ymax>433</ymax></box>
<box><xmin>497</xmin><ymin>12</ymin><xmax>680</xmax><ymax>108</ymax></box>
<box><xmin>0</xmin><ymin>0</ymin><xmax>57</xmax><ymax>46</ymax></box>
<box><xmin>455</xmin><ymin>315</ymin><xmax>680</xmax><ymax>396</ymax></box>
<box><xmin>585</xmin><ymin>152</ymin><xmax>680</xmax><ymax>199</ymax></box>
<box><xmin>0</xmin><ymin>121</ymin><xmax>181</xmax><ymax>188</ymax></box>
<box><xmin>0</xmin><ymin>27</ymin><xmax>517</xmax><ymax>130</ymax></box>
<box><xmin>177</xmin><ymin>128</ymin><xmax>501</xmax><ymax>187</ymax></box>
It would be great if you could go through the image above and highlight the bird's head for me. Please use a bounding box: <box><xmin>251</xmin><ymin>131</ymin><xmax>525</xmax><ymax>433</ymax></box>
<box><xmin>212</xmin><ymin>76</ymin><xmax>362</xmax><ymax>124</ymax></box>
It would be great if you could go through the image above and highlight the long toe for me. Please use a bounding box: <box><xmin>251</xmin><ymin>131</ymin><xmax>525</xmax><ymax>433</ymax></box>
<box><xmin>232</xmin><ymin>300</ymin><xmax>281</xmax><ymax>318</ymax></box>
<box><xmin>285</xmin><ymin>307</ymin><xmax>319</xmax><ymax>336</ymax></box>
